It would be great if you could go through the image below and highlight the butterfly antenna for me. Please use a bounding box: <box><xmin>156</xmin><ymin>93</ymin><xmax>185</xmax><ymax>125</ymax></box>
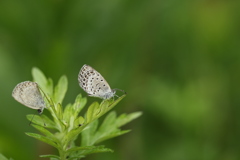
<box><xmin>29</xmin><ymin>114</ymin><xmax>36</xmax><ymax>126</ymax></box>
<box><xmin>29</xmin><ymin>108</ymin><xmax>45</xmax><ymax>126</ymax></box>
<box><xmin>38</xmin><ymin>85</ymin><xmax>54</xmax><ymax>108</ymax></box>
<box><xmin>113</xmin><ymin>88</ymin><xmax>127</xmax><ymax>94</ymax></box>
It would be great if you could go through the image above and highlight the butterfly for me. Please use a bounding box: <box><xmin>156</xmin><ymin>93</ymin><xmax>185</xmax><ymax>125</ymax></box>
<box><xmin>78</xmin><ymin>64</ymin><xmax>125</xmax><ymax>99</ymax></box>
<box><xmin>12</xmin><ymin>81</ymin><xmax>45</xmax><ymax>114</ymax></box>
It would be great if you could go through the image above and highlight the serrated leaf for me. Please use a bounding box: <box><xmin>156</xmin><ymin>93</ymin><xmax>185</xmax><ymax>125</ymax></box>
<box><xmin>26</xmin><ymin>114</ymin><xmax>57</xmax><ymax>130</ymax></box>
<box><xmin>81</xmin><ymin>146</ymin><xmax>113</xmax><ymax>155</ymax></box>
<box><xmin>66</xmin><ymin>95</ymin><xmax>127</xmax><ymax>146</ymax></box>
<box><xmin>87</xmin><ymin>111</ymin><xmax>142</xmax><ymax>145</ymax></box>
<box><xmin>81</xmin><ymin>120</ymin><xmax>98</xmax><ymax>146</ymax></box>
<box><xmin>66</xmin><ymin>146</ymin><xmax>100</xmax><ymax>154</ymax></box>
<box><xmin>46</xmin><ymin>78</ymin><xmax>54</xmax><ymax>97</ymax></box>
<box><xmin>88</xmin><ymin>112</ymin><xmax>119</xmax><ymax>145</ymax></box>
<box><xmin>32</xmin><ymin>67</ymin><xmax>48</xmax><ymax>87</ymax></box>
<box><xmin>40</xmin><ymin>154</ymin><xmax>60</xmax><ymax>159</ymax></box>
<box><xmin>31</xmin><ymin>124</ymin><xmax>54</xmax><ymax>137</ymax></box>
<box><xmin>40</xmin><ymin>114</ymin><xmax>57</xmax><ymax>129</ymax></box>
<box><xmin>32</xmin><ymin>67</ymin><xmax>53</xmax><ymax>97</ymax></box>
<box><xmin>26</xmin><ymin>132</ymin><xmax>59</xmax><ymax>148</ymax></box>
<box><xmin>26</xmin><ymin>114</ymin><xmax>45</xmax><ymax>127</ymax></box>
<box><xmin>53</xmin><ymin>75</ymin><xmax>67</xmax><ymax>104</ymax></box>
<box><xmin>99</xmin><ymin>100</ymin><xmax>112</xmax><ymax>114</ymax></box>
<box><xmin>63</xmin><ymin>103</ymin><xmax>72</xmax><ymax>124</ymax></box>
<box><xmin>98</xmin><ymin>111</ymin><xmax>117</xmax><ymax>132</ymax></box>
<box><xmin>86</xmin><ymin>102</ymin><xmax>99</xmax><ymax>123</ymax></box>
<box><xmin>62</xmin><ymin>96</ymin><xmax>87</xmax><ymax>132</ymax></box>
<box><xmin>46</xmin><ymin>106</ymin><xmax>66</xmax><ymax>131</ymax></box>
<box><xmin>74</xmin><ymin>116</ymin><xmax>85</xmax><ymax>128</ymax></box>
<box><xmin>72</xmin><ymin>94</ymin><xmax>87</xmax><ymax>118</ymax></box>
<box><xmin>55</xmin><ymin>103</ymin><xmax>63</xmax><ymax>120</ymax></box>
<box><xmin>68</xmin><ymin>145</ymin><xmax>113</xmax><ymax>158</ymax></box>
<box><xmin>95</xmin><ymin>130</ymin><xmax>130</xmax><ymax>144</ymax></box>
<box><xmin>62</xmin><ymin>123</ymin><xmax>86</xmax><ymax>146</ymax></box>
<box><xmin>0</xmin><ymin>154</ymin><xmax>12</xmax><ymax>160</ymax></box>
<box><xmin>68</xmin><ymin>156</ymin><xmax>85</xmax><ymax>160</ymax></box>
<box><xmin>63</xmin><ymin>95</ymin><xmax>87</xmax><ymax>127</ymax></box>
<box><xmin>95</xmin><ymin>94</ymin><xmax>126</xmax><ymax>119</ymax></box>
<box><xmin>116</xmin><ymin>111</ymin><xmax>142</xmax><ymax>127</ymax></box>
<box><xmin>107</xmin><ymin>94</ymin><xmax>126</xmax><ymax>111</ymax></box>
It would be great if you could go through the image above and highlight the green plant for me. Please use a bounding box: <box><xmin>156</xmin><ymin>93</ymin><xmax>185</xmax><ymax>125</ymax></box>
<box><xmin>16</xmin><ymin>67</ymin><xmax>141</xmax><ymax>160</ymax></box>
<box><xmin>0</xmin><ymin>154</ymin><xmax>14</xmax><ymax>160</ymax></box>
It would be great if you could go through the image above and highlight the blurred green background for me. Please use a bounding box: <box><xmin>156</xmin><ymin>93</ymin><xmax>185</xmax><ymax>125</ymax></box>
<box><xmin>1</xmin><ymin>0</ymin><xmax>240</xmax><ymax>159</ymax></box>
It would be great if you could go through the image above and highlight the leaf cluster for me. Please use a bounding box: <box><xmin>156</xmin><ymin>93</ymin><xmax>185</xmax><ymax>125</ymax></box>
<box><xmin>18</xmin><ymin>68</ymin><xmax>142</xmax><ymax>160</ymax></box>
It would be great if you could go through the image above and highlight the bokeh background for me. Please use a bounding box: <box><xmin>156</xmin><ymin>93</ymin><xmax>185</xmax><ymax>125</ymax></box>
<box><xmin>1</xmin><ymin>0</ymin><xmax>240</xmax><ymax>160</ymax></box>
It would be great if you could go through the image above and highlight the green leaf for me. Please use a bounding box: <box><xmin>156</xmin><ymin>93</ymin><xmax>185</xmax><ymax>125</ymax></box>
<box><xmin>32</xmin><ymin>67</ymin><xmax>47</xmax><ymax>87</ymax></box>
<box><xmin>72</xmin><ymin>94</ymin><xmax>87</xmax><ymax>118</ymax></box>
<box><xmin>74</xmin><ymin>116</ymin><xmax>85</xmax><ymax>128</ymax></box>
<box><xmin>68</xmin><ymin>145</ymin><xmax>113</xmax><ymax>159</ymax></box>
<box><xmin>98</xmin><ymin>111</ymin><xmax>117</xmax><ymax>132</ymax></box>
<box><xmin>66</xmin><ymin>146</ymin><xmax>101</xmax><ymax>154</ymax></box>
<box><xmin>62</xmin><ymin>103</ymin><xmax>72</xmax><ymax>124</ymax></box>
<box><xmin>0</xmin><ymin>154</ymin><xmax>13</xmax><ymax>160</ymax></box>
<box><xmin>99</xmin><ymin>100</ymin><xmax>112</xmax><ymax>114</ymax></box>
<box><xmin>95</xmin><ymin>94</ymin><xmax>126</xmax><ymax>120</ymax></box>
<box><xmin>81</xmin><ymin>120</ymin><xmax>99</xmax><ymax>146</ymax></box>
<box><xmin>61</xmin><ymin>94</ymin><xmax>127</xmax><ymax>146</ymax></box>
<box><xmin>63</xmin><ymin>94</ymin><xmax>87</xmax><ymax>126</ymax></box>
<box><xmin>25</xmin><ymin>132</ymin><xmax>59</xmax><ymax>149</ymax></box>
<box><xmin>39</xmin><ymin>154</ymin><xmax>60</xmax><ymax>159</ymax></box>
<box><xmin>95</xmin><ymin>130</ymin><xmax>130</xmax><ymax>144</ymax></box>
<box><xmin>32</xmin><ymin>67</ymin><xmax>53</xmax><ymax>97</ymax></box>
<box><xmin>63</xmin><ymin>95</ymin><xmax>125</xmax><ymax>146</ymax></box>
<box><xmin>88</xmin><ymin>111</ymin><xmax>118</xmax><ymax>144</ymax></box>
<box><xmin>55</xmin><ymin>103</ymin><xmax>63</xmax><ymax>120</ymax></box>
<box><xmin>46</xmin><ymin>78</ymin><xmax>54</xmax><ymax>97</ymax></box>
<box><xmin>68</xmin><ymin>156</ymin><xmax>84</xmax><ymax>160</ymax></box>
<box><xmin>106</xmin><ymin>94</ymin><xmax>126</xmax><ymax>111</ymax></box>
<box><xmin>80</xmin><ymin>145</ymin><xmax>113</xmax><ymax>155</ymax></box>
<box><xmin>116</xmin><ymin>111</ymin><xmax>142</xmax><ymax>127</ymax></box>
<box><xmin>61</xmin><ymin>124</ymin><xmax>85</xmax><ymax>147</ymax></box>
<box><xmin>86</xmin><ymin>102</ymin><xmax>99</xmax><ymax>123</ymax></box>
<box><xmin>31</xmin><ymin>124</ymin><xmax>54</xmax><ymax>137</ymax></box>
<box><xmin>47</xmin><ymin>105</ymin><xmax>66</xmax><ymax>131</ymax></box>
<box><xmin>26</xmin><ymin>114</ymin><xmax>45</xmax><ymax>127</ymax></box>
<box><xmin>53</xmin><ymin>75</ymin><xmax>68</xmax><ymax>104</ymax></box>
<box><xmin>40</xmin><ymin>114</ymin><xmax>57</xmax><ymax>129</ymax></box>
<box><xmin>84</xmin><ymin>111</ymin><xmax>142</xmax><ymax>145</ymax></box>
<box><xmin>26</xmin><ymin>114</ymin><xmax>57</xmax><ymax>130</ymax></box>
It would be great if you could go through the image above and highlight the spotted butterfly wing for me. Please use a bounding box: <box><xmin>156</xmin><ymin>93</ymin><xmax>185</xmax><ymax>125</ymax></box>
<box><xmin>12</xmin><ymin>81</ymin><xmax>45</xmax><ymax>114</ymax></box>
<box><xmin>78</xmin><ymin>64</ymin><xmax>115</xmax><ymax>99</ymax></box>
